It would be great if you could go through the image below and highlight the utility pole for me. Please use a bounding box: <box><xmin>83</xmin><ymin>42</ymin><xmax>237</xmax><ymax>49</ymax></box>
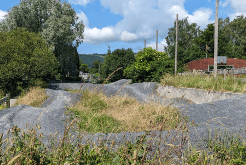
<box><xmin>156</xmin><ymin>30</ymin><xmax>158</xmax><ymax>51</ymax></box>
<box><xmin>214</xmin><ymin>0</ymin><xmax>219</xmax><ymax>79</ymax></box>
<box><xmin>144</xmin><ymin>39</ymin><xmax>146</xmax><ymax>49</ymax></box>
<box><xmin>175</xmin><ymin>14</ymin><xmax>178</xmax><ymax>76</ymax></box>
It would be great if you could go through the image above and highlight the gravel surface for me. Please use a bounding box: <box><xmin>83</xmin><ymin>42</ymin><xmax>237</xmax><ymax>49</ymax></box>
<box><xmin>1</xmin><ymin>79</ymin><xmax>246</xmax><ymax>163</ymax></box>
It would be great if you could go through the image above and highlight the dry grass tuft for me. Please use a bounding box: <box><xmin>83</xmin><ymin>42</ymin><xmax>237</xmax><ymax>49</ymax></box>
<box><xmin>13</xmin><ymin>86</ymin><xmax>49</xmax><ymax>108</ymax></box>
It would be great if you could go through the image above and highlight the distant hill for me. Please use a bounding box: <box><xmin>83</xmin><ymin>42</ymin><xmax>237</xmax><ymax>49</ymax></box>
<box><xmin>79</xmin><ymin>53</ymin><xmax>106</xmax><ymax>69</ymax></box>
<box><xmin>79</xmin><ymin>53</ymin><xmax>138</xmax><ymax>69</ymax></box>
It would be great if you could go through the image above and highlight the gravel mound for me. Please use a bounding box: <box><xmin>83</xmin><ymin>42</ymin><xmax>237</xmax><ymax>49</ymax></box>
<box><xmin>1</xmin><ymin>79</ymin><xmax>246</xmax><ymax>163</ymax></box>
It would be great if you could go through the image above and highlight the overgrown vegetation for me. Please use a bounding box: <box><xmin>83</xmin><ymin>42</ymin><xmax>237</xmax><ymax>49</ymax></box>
<box><xmin>1</xmin><ymin>68</ymin><xmax>246</xmax><ymax>164</ymax></box>
<box><xmin>0</xmin><ymin>27</ymin><xmax>59</xmax><ymax>98</ymax></box>
<box><xmin>160</xmin><ymin>72</ymin><xmax>246</xmax><ymax>93</ymax></box>
<box><xmin>1</xmin><ymin>1</ymin><xmax>246</xmax><ymax>163</ymax></box>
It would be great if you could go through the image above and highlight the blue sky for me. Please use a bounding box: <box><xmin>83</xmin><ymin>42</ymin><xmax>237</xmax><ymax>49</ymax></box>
<box><xmin>0</xmin><ymin>0</ymin><xmax>245</xmax><ymax>54</ymax></box>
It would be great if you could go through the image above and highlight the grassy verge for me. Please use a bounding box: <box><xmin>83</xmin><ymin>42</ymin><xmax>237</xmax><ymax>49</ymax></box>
<box><xmin>1</xmin><ymin>70</ymin><xmax>246</xmax><ymax>164</ymax></box>
<box><xmin>159</xmin><ymin>72</ymin><xmax>246</xmax><ymax>93</ymax></box>
<box><xmin>0</xmin><ymin>86</ymin><xmax>50</xmax><ymax>110</ymax></box>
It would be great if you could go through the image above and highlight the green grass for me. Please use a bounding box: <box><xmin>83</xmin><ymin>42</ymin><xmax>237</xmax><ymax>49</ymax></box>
<box><xmin>159</xmin><ymin>71</ymin><xmax>246</xmax><ymax>93</ymax></box>
<box><xmin>1</xmin><ymin>70</ymin><xmax>246</xmax><ymax>164</ymax></box>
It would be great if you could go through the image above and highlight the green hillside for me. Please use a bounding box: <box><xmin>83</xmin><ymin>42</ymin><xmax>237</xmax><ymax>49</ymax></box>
<box><xmin>79</xmin><ymin>53</ymin><xmax>138</xmax><ymax>69</ymax></box>
<box><xmin>79</xmin><ymin>53</ymin><xmax>106</xmax><ymax>69</ymax></box>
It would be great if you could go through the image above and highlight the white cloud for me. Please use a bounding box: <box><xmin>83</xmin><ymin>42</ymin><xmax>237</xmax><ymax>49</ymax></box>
<box><xmin>228</xmin><ymin>0</ymin><xmax>246</xmax><ymax>13</ymax></box>
<box><xmin>220</xmin><ymin>0</ymin><xmax>230</xmax><ymax>8</ymax></box>
<box><xmin>188</xmin><ymin>8</ymin><xmax>214</xmax><ymax>30</ymax></box>
<box><xmin>76</xmin><ymin>10</ymin><xmax>89</xmax><ymax>27</ymax></box>
<box><xmin>77</xmin><ymin>0</ymin><xmax>215</xmax><ymax>51</ymax></box>
<box><xmin>120</xmin><ymin>30</ymin><xmax>137</xmax><ymax>41</ymax></box>
<box><xmin>146</xmin><ymin>39</ymin><xmax>167</xmax><ymax>52</ymax></box>
<box><xmin>0</xmin><ymin>10</ymin><xmax>7</xmax><ymax>23</ymax></box>
<box><xmin>68</xmin><ymin>0</ymin><xmax>92</xmax><ymax>6</ymax></box>
<box><xmin>229</xmin><ymin>12</ymin><xmax>246</xmax><ymax>20</ymax></box>
<box><xmin>83</xmin><ymin>26</ymin><xmax>115</xmax><ymax>44</ymax></box>
<box><xmin>226</xmin><ymin>0</ymin><xmax>246</xmax><ymax>20</ymax></box>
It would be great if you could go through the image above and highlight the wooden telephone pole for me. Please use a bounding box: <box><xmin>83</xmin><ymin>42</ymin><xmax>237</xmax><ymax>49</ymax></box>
<box><xmin>175</xmin><ymin>14</ymin><xmax>178</xmax><ymax>76</ymax></box>
<box><xmin>214</xmin><ymin>0</ymin><xmax>219</xmax><ymax>79</ymax></box>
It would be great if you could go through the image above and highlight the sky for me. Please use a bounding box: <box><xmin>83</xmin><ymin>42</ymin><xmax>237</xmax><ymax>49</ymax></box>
<box><xmin>0</xmin><ymin>0</ymin><xmax>246</xmax><ymax>55</ymax></box>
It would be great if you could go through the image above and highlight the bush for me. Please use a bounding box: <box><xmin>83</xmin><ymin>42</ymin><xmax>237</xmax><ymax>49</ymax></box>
<box><xmin>123</xmin><ymin>47</ymin><xmax>175</xmax><ymax>83</ymax></box>
<box><xmin>28</xmin><ymin>78</ymin><xmax>48</xmax><ymax>89</ymax></box>
<box><xmin>100</xmin><ymin>47</ymin><xmax>136</xmax><ymax>82</ymax></box>
<box><xmin>0</xmin><ymin>27</ymin><xmax>59</xmax><ymax>96</ymax></box>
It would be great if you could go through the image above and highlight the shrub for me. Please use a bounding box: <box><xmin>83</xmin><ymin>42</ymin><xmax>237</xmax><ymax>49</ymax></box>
<box><xmin>123</xmin><ymin>47</ymin><xmax>175</xmax><ymax>83</ymax></box>
<box><xmin>0</xmin><ymin>27</ymin><xmax>59</xmax><ymax>96</ymax></box>
<box><xmin>100</xmin><ymin>47</ymin><xmax>136</xmax><ymax>82</ymax></box>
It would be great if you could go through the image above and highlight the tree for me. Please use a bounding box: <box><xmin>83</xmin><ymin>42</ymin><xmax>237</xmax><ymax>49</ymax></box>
<box><xmin>101</xmin><ymin>47</ymin><xmax>136</xmax><ymax>82</ymax></box>
<box><xmin>189</xmin><ymin>22</ymin><xmax>230</xmax><ymax>61</ymax></box>
<box><xmin>0</xmin><ymin>0</ymin><xmax>85</xmax><ymax>79</ymax></box>
<box><xmin>166</xmin><ymin>17</ymin><xmax>233</xmax><ymax>71</ymax></box>
<box><xmin>90</xmin><ymin>60</ymin><xmax>102</xmax><ymax>74</ymax></box>
<box><xmin>0</xmin><ymin>27</ymin><xmax>59</xmax><ymax>96</ymax></box>
<box><xmin>222</xmin><ymin>15</ymin><xmax>246</xmax><ymax>59</ymax></box>
<box><xmin>79</xmin><ymin>59</ymin><xmax>90</xmax><ymax>73</ymax></box>
<box><xmin>165</xmin><ymin>17</ymin><xmax>201</xmax><ymax>72</ymax></box>
<box><xmin>123</xmin><ymin>47</ymin><xmax>175</xmax><ymax>83</ymax></box>
<box><xmin>54</xmin><ymin>42</ymin><xmax>80</xmax><ymax>80</ymax></box>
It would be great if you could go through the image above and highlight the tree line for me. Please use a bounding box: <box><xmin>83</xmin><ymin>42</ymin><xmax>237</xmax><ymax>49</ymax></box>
<box><xmin>165</xmin><ymin>15</ymin><xmax>246</xmax><ymax>71</ymax></box>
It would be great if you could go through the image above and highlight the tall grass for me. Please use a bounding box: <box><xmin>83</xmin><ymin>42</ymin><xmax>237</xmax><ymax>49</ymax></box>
<box><xmin>160</xmin><ymin>72</ymin><xmax>246</xmax><ymax>93</ymax></box>
<box><xmin>1</xmin><ymin>70</ymin><xmax>246</xmax><ymax>164</ymax></box>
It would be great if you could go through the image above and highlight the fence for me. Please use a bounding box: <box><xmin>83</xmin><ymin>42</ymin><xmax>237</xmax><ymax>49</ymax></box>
<box><xmin>0</xmin><ymin>94</ymin><xmax>10</xmax><ymax>107</ymax></box>
<box><xmin>178</xmin><ymin>68</ymin><xmax>246</xmax><ymax>81</ymax></box>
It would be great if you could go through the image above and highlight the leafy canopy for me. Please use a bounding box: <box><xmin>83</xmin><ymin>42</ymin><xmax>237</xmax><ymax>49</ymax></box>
<box><xmin>0</xmin><ymin>0</ymin><xmax>85</xmax><ymax>79</ymax></box>
<box><xmin>101</xmin><ymin>47</ymin><xmax>136</xmax><ymax>82</ymax></box>
<box><xmin>0</xmin><ymin>27</ymin><xmax>59</xmax><ymax>96</ymax></box>
<box><xmin>123</xmin><ymin>47</ymin><xmax>175</xmax><ymax>83</ymax></box>
<box><xmin>90</xmin><ymin>60</ymin><xmax>103</xmax><ymax>74</ymax></box>
<box><xmin>79</xmin><ymin>59</ymin><xmax>90</xmax><ymax>73</ymax></box>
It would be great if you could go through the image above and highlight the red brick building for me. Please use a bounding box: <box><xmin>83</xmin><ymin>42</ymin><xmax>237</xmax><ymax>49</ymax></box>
<box><xmin>185</xmin><ymin>58</ymin><xmax>246</xmax><ymax>71</ymax></box>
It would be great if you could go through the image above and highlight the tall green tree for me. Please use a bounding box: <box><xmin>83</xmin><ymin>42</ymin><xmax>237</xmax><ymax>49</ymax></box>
<box><xmin>79</xmin><ymin>59</ymin><xmax>90</xmax><ymax>73</ymax></box>
<box><xmin>165</xmin><ymin>17</ymin><xmax>201</xmax><ymax>71</ymax></box>
<box><xmin>0</xmin><ymin>0</ymin><xmax>85</xmax><ymax>79</ymax></box>
<box><xmin>190</xmin><ymin>21</ymin><xmax>230</xmax><ymax>60</ymax></box>
<box><xmin>222</xmin><ymin>15</ymin><xmax>246</xmax><ymax>59</ymax></box>
<box><xmin>90</xmin><ymin>60</ymin><xmax>102</xmax><ymax>74</ymax></box>
<box><xmin>165</xmin><ymin>17</ymin><xmax>235</xmax><ymax>71</ymax></box>
<box><xmin>0</xmin><ymin>27</ymin><xmax>59</xmax><ymax>96</ymax></box>
<box><xmin>54</xmin><ymin>42</ymin><xmax>80</xmax><ymax>79</ymax></box>
<box><xmin>101</xmin><ymin>47</ymin><xmax>136</xmax><ymax>82</ymax></box>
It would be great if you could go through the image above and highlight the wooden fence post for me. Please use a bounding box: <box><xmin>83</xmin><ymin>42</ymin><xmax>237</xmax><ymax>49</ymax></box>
<box><xmin>223</xmin><ymin>69</ymin><xmax>227</xmax><ymax>81</ymax></box>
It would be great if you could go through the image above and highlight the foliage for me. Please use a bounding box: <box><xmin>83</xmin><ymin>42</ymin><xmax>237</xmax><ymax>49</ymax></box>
<box><xmin>165</xmin><ymin>17</ymin><xmax>201</xmax><ymax>69</ymax></box>
<box><xmin>100</xmin><ymin>46</ymin><xmax>136</xmax><ymax>82</ymax></box>
<box><xmin>90</xmin><ymin>60</ymin><xmax>102</xmax><ymax>74</ymax></box>
<box><xmin>191</xmin><ymin>21</ymin><xmax>231</xmax><ymax>60</ymax></box>
<box><xmin>79</xmin><ymin>58</ymin><xmax>90</xmax><ymax>73</ymax></box>
<box><xmin>0</xmin><ymin>27</ymin><xmax>59</xmax><ymax>97</ymax></box>
<box><xmin>0</xmin><ymin>0</ymin><xmax>85</xmax><ymax>79</ymax></box>
<box><xmin>222</xmin><ymin>15</ymin><xmax>246</xmax><ymax>59</ymax></box>
<box><xmin>123</xmin><ymin>47</ymin><xmax>175</xmax><ymax>83</ymax></box>
<box><xmin>54</xmin><ymin>42</ymin><xmax>80</xmax><ymax>80</ymax></box>
<box><xmin>164</xmin><ymin>16</ymin><xmax>240</xmax><ymax>70</ymax></box>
